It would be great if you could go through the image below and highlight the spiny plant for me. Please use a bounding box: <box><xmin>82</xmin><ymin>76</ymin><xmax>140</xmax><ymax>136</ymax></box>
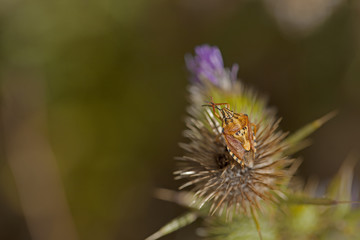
<box><xmin>146</xmin><ymin>45</ymin><xmax>359</xmax><ymax>240</ymax></box>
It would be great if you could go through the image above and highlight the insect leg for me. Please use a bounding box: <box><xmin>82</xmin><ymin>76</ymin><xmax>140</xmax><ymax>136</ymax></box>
<box><xmin>251</xmin><ymin>123</ymin><xmax>257</xmax><ymax>135</ymax></box>
<box><xmin>246</xmin><ymin>120</ymin><xmax>257</xmax><ymax>153</ymax></box>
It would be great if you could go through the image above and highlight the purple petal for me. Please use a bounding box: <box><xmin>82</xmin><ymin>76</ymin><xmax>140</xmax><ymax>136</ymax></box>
<box><xmin>230</xmin><ymin>64</ymin><xmax>239</xmax><ymax>82</ymax></box>
<box><xmin>185</xmin><ymin>45</ymin><xmax>225</xmax><ymax>84</ymax></box>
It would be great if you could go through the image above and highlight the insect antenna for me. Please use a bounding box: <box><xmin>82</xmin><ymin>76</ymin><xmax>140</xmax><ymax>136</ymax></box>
<box><xmin>202</xmin><ymin>102</ymin><xmax>223</xmax><ymax>120</ymax></box>
<box><xmin>202</xmin><ymin>103</ymin><xmax>219</xmax><ymax>109</ymax></box>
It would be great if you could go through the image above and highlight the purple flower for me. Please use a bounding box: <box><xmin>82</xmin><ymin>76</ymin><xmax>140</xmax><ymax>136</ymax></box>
<box><xmin>230</xmin><ymin>63</ymin><xmax>239</xmax><ymax>83</ymax></box>
<box><xmin>185</xmin><ymin>45</ymin><xmax>225</xmax><ymax>84</ymax></box>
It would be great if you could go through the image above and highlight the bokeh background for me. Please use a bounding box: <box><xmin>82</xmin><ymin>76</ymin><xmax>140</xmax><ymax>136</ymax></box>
<box><xmin>0</xmin><ymin>1</ymin><xmax>359</xmax><ymax>240</ymax></box>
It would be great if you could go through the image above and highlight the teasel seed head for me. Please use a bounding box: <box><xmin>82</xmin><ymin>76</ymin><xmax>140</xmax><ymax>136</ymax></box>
<box><xmin>175</xmin><ymin>45</ymin><xmax>300</xmax><ymax>219</ymax></box>
<box><xmin>146</xmin><ymin>45</ymin><xmax>339</xmax><ymax>240</ymax></box>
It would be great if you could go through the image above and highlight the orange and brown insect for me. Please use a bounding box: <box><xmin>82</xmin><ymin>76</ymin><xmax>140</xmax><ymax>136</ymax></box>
<box><xmin>205</xmin><ymin>100</ymin><xmax>257</xmax><ymax>167</ymax></box>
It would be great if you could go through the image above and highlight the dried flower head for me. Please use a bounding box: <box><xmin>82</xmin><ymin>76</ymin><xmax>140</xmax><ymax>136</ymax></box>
<box><xmin>175</xmin><ymin>45</ymin><xmax>299</xmax><ymax>220</ymax></box>
<box><xmin>175</xmin><ymin>43</ymin><xmax>295</xmax><ymax>217</ymax></box>
<box><xmin>147</xmin><ymin>45</ymin><xmax>337</xmax><ymax>240</ymax></box>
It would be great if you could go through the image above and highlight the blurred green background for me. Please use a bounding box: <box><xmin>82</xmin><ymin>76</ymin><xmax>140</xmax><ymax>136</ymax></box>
<box><xmin>0</xmin><ymin>1</ymin><xmax>359</xmax><ymax>240</ymax></box>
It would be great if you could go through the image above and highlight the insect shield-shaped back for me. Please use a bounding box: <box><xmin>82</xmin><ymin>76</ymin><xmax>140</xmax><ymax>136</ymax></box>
<box><xmin>205</xmin><ymin>100</ymin><xmax>257</xmax><ymax>167</ymax></box>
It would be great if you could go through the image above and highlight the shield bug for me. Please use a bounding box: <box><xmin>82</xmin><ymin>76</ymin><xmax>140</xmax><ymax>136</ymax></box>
<box><xmin>204</xmin><ymin>99</ymin><xmax>257</xmax><ymax>167</ymax></box>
